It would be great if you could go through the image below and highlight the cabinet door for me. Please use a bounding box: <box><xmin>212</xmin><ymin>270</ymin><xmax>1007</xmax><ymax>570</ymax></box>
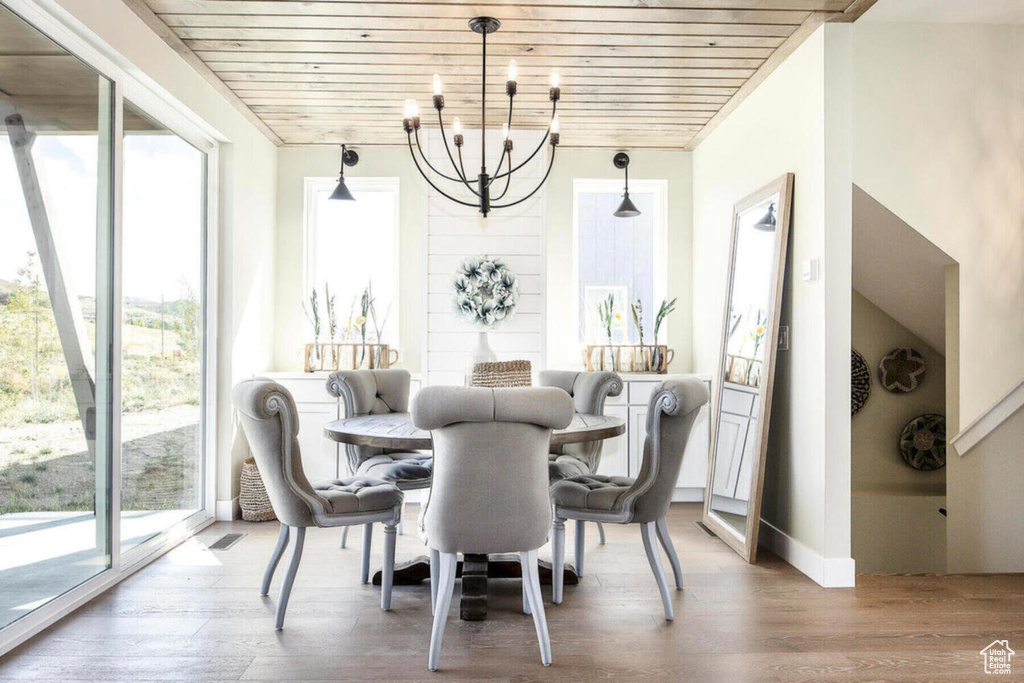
<box><xmin>596</xmin><ymin>404</ymin><xmax>629</xmax><ymax>478</ymax></box>
<box><xmin>711</xmin><ymin>413</ymin><xmax>748</xmax><ymax>498</ymax></box>
<box><xmin>733</xmin><ymin>417</ymin><xmax>760</xmax><ymax>502</ymax></box>
<box><xmin>628</xmin><ymin>406</ymin><xmax>649</xmax><ymax>478</ymax></box>
<box><xmin>294</xmin><ymin>402</ymin><xmax>340</xmax><ymax>482</ymax></box>
<box><xmin>677</xmin><ymin>386</ymin><xmax>711</xmax><ymax>489</ymax></box>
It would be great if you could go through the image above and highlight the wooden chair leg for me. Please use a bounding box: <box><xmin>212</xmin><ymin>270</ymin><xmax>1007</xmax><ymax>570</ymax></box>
<box><xmin>261</xmin><ymin>524</ymin><xmax>289</xmax><ymax>597</ymax></box>
<box><xmin>397</xmin><ymin>498</ymin><xmax>406</xmax><ymax>535</ymax></box>
<box><xmin>274</xmin><ymin>527</ymin><xmax>305</xmax><ymax>630</ymax></box>
<box><xmin>427</xmin><ymin>551</ymin><xmax>457</xmax><ymax>671</ymax></box>
<box><xmin>381</xmin><ymin>524</ymin><xmax>397</xmax><ymax>610</ymax></box>
<box><xmin>429</xmin><ymin>548</ymin><xmax>439</xmax><ymax>615</ymax></box>
<box><xmin>339</xmin><ymin>526</ymin><xmax>349</xmax><ymax>549</ymax></box>
<box><xmin>640</xmin><ymin>522</ymin><xmax>674</xmax><ymax>621</ymax></box>
<box><xmin>575</xmin><ymin>520</ymin><xmax>586</xmax><ymax>577</ymax></box>
<box><xmin>596</xmin><ymin>521</ymin><xmax>607</xmax><ymax>545</ymax></box>
<box><xmin>655</xmin><ymin>517</ymin><xmax>684</xmax><ymax>590</ymax></box>
<box><xmin>521</xmin><ymin>548</ymin><xmax>552</xmax><ymax>666</ymax></box>
<box><xmin>522</xmin><ymin>577</ymin><xmax>532</xmax><ymax>614</ymax></box>
<box><xmin>552</xmin><ymin>518</ymin><xmax>566</xmax><ymax>604</ymax></box>
<box><xmin>360</xmin><ymin>523</ymin><xmax>373</xmax><ymax>584</ymax></box>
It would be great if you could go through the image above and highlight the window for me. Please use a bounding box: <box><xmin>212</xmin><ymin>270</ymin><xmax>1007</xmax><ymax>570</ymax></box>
<box><xmin>304</xmin><ymin>177</ymin><xmax>400</xmax><ymax>346</ymax></box>
<box><xmin>573</xmin><ymin>179</ymin><xmax>667</xmax><ymax>345</ymax></box>
<box><xmin>0</xmin><ymin>1</ymin><xmax>214</xmax><ymax>639</ymax></box>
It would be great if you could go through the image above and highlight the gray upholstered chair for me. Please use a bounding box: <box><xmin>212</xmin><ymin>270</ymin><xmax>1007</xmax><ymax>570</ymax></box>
<box><xmin>233</xmin><ymin>379</ymin><xmax>403</xmax><ymax>628</ymax></box>
<box><xmin>538</xmin><ymin>370</ymin><xmax>623</xmax><ymax>573</ymax></box>
<box><xmin>411</xmin><ymin>385</ymin><xmax>573</xmax><ymax>671</ymax></box>
<box><xmin>326</xmin><ymin>369</ymin><xmax>430</xmax><ymax>549</ymax></box>
<box><xmin>549</xmin><ymin>377</ymin><xmax>709</xmax><ymax>621</ymax></box>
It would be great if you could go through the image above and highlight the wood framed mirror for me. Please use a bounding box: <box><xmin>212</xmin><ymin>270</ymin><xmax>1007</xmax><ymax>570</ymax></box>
<box><xmin>702</xmin><ymin>173</ymin><xmax>793</xmax><ymax>563</ymax></box>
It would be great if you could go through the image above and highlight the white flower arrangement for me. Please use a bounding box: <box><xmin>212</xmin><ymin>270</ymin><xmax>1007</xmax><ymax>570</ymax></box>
<box><xmin>452</xmin><ymin>256</ymin><xmax>519</xmax><ymax>328</ymax></box>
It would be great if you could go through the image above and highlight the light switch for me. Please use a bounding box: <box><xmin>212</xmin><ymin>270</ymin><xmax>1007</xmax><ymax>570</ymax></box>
<box><xmin>802</xmin><ymin>258</ymin><xmax>820</xmax><ymax>283</ymax></box>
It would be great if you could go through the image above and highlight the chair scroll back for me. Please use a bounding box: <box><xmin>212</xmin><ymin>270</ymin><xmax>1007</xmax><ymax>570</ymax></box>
<box><xmin>411</xmin><ymin>386</ymin><xmax>574</xmax><ymax>555</ymax></box>
<box><xmin>538</xmin><ymin>370</ymin><xmax>623</xmax><ymax>471</ymax></box>
<box><xmin>326</xmin><ymin>369</ymin><xmax>411</xmax><ymax>474</ymax></box>
<box><xmin>618</xmin><ymin>377</ymin><xmax>709</xmax><ymax>523</ymax></box>
<box><xmin>232</xmin><ymin>378</ymin><xmax>329</xmax><ymax>528</ymax></box>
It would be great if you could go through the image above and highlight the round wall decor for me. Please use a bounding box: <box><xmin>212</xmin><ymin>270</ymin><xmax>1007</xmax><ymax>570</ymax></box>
<box><xmin>899</xmin><ymin>413</ymin><xmax>946</xmax><ymax>471</ymax></box>
<box><xmin>878</xmin><ymin>347</ymin><xmax>926</xmax><ymax>393</ymax></box>
<box><xmin>851</xmin><ymin>348</ymin><xmax>871</xmax><ymax>416</ymax></box>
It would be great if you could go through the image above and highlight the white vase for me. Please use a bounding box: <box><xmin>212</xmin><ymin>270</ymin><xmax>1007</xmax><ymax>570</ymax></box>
<box><xmin>469</xmin><ymin>330</ymin><xmax>498</xmax><ymax>367</ymax></box>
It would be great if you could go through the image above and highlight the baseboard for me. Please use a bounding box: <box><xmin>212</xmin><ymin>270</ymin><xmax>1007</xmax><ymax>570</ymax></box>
<box><xmin>671</xmin><ymin>487</ymin><xmax>704</xmax><ymax>503</ymax></box>
<box><xmin>215</xmin><ymin>497</ymin><xmax>239</xmax><ymax>521</ymax></box>
<box><xmin>758</xmin><ymin>519</ymin><xmax>856</xmax><ymax>587</ymax></box>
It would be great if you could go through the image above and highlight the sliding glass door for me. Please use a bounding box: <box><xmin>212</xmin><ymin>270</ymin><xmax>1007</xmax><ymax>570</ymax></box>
<box><xmin>0</xmin><ymin>1</ymin><xmax>211</xmax><ymax>636</ymax></box>
<box><xmin>0</xmin><ymin>4</ymin><xmax>114</xmax><ymax>630</ymax></box>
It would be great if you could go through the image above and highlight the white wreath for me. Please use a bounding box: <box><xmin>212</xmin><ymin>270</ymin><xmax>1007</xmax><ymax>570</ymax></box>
<box><xmin>452</xmin><ymin>256</ymin><xmax>519</xmax><ymax>328</ymax></box>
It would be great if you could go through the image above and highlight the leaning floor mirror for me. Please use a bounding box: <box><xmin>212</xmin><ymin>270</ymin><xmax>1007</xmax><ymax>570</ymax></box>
<box><xmin>702</xmin><ymin>173</ymin><xmax>794</xmax><ymax>563</ymax></box>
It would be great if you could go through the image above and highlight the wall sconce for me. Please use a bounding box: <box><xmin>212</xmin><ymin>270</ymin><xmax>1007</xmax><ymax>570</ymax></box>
<box><xmin>613</xmin><ymin>152</ymin><xmax>640</xmax><ymax>218</ymax></box>
<box><xmin>753</xmin><ymin>202</ymin><xmax>777</xmax><ymax>231</ymax></box>
<box><xmin>329</xmin><ymin>144</ymin><xmax>359</xmax><ymax>201</ymax></box>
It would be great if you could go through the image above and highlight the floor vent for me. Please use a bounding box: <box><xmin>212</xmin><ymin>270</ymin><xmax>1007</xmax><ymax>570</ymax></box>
<box><xmin>209</xmin><ymin>533</ymin><xmax>245</xmax><ymax>550</ymax></box>
<box><xmin>694</xmin><ymin>521</ymin><xmax>716</xmax><ymax>538</ymax></box>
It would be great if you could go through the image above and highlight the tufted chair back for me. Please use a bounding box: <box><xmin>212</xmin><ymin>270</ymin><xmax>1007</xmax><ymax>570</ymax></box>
<box><xmin>326</xmin><ymin>369</ymin><xmax>412</xmax><ymax>473</ymax></box>
<box><xmin>621</xmin><ymin>378</ymin><xmax>709</xmax><ymax>523</ymax></box>
<box><xmin>412</xmin><ymin>386</ymin><xmax>573</xmax><ymax>554</ymax></box>
<box><xmin>233</xmin><ymin>378</ymin><xmax>329</xmax><ymax>528</ymax></box>
<box><xmin>538</xmin><ymin>370</ymin><xmax>623</xmax><ymax>471</ymax></box>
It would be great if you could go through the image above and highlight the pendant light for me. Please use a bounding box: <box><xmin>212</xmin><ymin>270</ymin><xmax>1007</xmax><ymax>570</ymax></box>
<box><xmin>613</xmin><ymin>152</ymin><xmax>640</xmax><ymax>218</ymax></box>
<box><xmin>753</xmin><ymin>202</ymin><xmax>777</xmax><ymax>231</ymax></box>
<box><xmin>329</xmin><ymin>144</ymin><xmax>359</xmax><ymax>201</ymax></box>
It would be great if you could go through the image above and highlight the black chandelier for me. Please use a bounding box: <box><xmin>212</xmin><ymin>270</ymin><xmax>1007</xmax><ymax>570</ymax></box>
<box><xmin>402</xmin><ymin>16</ymin><xmax>561</xmax><ymax>218</ymax></box>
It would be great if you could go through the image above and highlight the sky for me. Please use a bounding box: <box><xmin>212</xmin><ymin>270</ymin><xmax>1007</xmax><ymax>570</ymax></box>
<box><xmin>1</xmin><ymin>130</ymin><xmax>203</xmax><ymax>303</ymax></box>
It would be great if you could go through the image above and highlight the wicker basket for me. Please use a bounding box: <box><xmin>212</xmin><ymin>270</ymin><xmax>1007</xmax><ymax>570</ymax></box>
<box><xmin>470</xmin><ymin>360</ymin><xmax>532</xmax><ymax>387</ymax></box>
<box><xmin>239</xmin><ymin>457</ymin><xmax>276</xmax><ymax>522</ymax></box>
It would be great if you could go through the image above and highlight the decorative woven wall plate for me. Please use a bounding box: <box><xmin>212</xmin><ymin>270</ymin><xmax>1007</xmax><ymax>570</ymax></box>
<box><xmin>899</xmin><ymin>413</ymin><xmax>946</xmax><ymax>471</ymax></box>
<box><xmin>851</xmin><ymin>348</ymin><xmax>871</xmax><ymax>416</ymax></box>
<box><xmin>878</xmin><ymin>347</ymin><xmax>926</xmax><ymax>393</ymax></box>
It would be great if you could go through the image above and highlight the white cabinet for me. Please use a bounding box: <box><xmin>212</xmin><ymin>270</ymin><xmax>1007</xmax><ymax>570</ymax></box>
<box><xmin>294</xmin><ymin>401</ymin><xmax>340</xmax><ymax>482</ymax></box>
<box><xmin>712</xmin><ymin>382</ymin><xmax>759</xmax><ymax>503</ymax></box>
<box><xmin>597</xmin><ymin>404</ymin><xmax>630</xmax><ymax>478</ymax></box>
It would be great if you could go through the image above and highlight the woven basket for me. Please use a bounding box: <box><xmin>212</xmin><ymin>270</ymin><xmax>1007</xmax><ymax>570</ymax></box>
<box><xmin>470</xmin><ymin>360</ymin><xmax>532</xmax><ymax>388</ymax></box>
<box><xmin>239</xmin><ymin>457</ymin><xmax>276</xmax><ymax>522</ymax></box>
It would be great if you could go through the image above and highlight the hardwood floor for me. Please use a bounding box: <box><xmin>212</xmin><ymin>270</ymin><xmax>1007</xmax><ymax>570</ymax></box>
<box><xmin>1</xmin><ymin>503</ymin><xmax>1021</xmax><ymax>681</ymax></box>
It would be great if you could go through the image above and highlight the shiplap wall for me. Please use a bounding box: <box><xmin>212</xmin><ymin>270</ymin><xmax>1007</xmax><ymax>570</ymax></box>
<box><xmin>423</xmin><ymin>128</ymin><xmax>547</xmax><ymax>385</ymax></box>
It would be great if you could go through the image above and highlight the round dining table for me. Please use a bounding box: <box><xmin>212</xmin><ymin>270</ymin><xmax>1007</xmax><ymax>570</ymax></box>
<box><xmin>324</xmin><ymin>412</ymin><xmax>625</xmax><ymax>621</ymax></box>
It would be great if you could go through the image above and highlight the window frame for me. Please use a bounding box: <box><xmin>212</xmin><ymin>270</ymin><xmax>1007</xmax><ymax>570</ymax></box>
<box><xmin>571</xmin><ymin>178</ymin><xmax>669</xmax><ymax>347</ymax></box>
<box><xmin>302</xmin><ymin>176</ymin><xmax>402</xmax><ymax>346</ymax></box>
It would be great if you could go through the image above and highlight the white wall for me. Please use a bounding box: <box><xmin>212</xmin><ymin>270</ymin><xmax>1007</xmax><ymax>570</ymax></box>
<box><xmin>273</xmin><ymin>146</ymin><xmax>426</xmax><ymax>374</ymax></box>
<box><xmin>52</xmin><ymin>0</ymin><xmax>279</xmax><ymax>504</ymax></box>
<box><xmin>545</xmin><ymin>149</ymin><xmax>692</xmax><ymax>372</ymax></box>
<box><xmin>692</xmin><ymin>25</ymin><xmax>854</xmax><ymax>586</ymax></box>
<box><xmin>853</xmin><ymin>19</ymin><xmax>1024</xmax><ymax>572</ymax></box>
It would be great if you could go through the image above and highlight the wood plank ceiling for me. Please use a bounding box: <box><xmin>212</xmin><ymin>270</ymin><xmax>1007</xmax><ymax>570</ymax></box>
<box><xmin>133</xmin><ymin>0</ymin><xmax>873</xmax><ymax>149</ymax></box>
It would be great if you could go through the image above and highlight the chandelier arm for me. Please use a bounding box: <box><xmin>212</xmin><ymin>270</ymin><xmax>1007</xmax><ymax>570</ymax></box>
<box><xmin>492</xmin><ymin>152</ymin><xmax>513</xmax><ymax>200</ymax></box>
<box><xmin>491</xmin><ymin>100</ymin><xmax>557</xmax><ymax>181</ymax></box>
<box><xmin>414</xmin><ymin>127</ymin><xmax>471</xmax><ymax>185</ymax></box>
<box><xmin>436</xmin><ymin>109</ymin><xmax>477</xmax><ymax>190</ymax></box>
<box><xmin>457</xmin><ymin>145</ymin><xmax>471</xmax><ymax>186</ymax></box>
<box><xmin>407</xmin><ymin>134</ymin><xmax>480</xmax><ymax>208</ymax></box>
<box><xmin>491</xmin><ymin>144</ymin><xmax>556</xmax><ymax>209</ymax></box>
<box><xmin>484</xmin><ymin>97</ymin><xmax>514</xmax><ymax>188</ymax></box>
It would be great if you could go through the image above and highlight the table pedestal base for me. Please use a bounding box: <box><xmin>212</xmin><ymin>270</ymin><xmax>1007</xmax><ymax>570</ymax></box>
<box><xmin>372</xmin><ymin>553</ymin><xmax>579</xmax><ymax>621</ymax></box>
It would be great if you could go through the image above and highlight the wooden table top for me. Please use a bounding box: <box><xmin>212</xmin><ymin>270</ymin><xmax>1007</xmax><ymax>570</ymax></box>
<box><xmin>324</xmin><ymin>412</ymin><xmax>625</xmax><ymax>450</ymax></box>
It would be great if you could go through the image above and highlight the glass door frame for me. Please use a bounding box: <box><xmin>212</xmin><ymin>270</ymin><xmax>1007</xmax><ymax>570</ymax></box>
<box><xmin>1</xmin><ymin>0</ymin><xmax>220</xmax><ymax>655</ymax></box>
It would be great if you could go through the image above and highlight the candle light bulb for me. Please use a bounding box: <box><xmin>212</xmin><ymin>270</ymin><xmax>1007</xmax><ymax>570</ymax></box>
<box><xmin>453</xmin><ymin>116</ymin><xmax>462</xmax><ymax>134</ymax></box>
<box><xmin>550</xmin><ymin>115</ymin><xmax>559</xmax><ymax>134</ymax></box>
<box><xmin>508</xmin><ymin>59</ymin><xmax>518</xmax><ymax>82</ymax></box>
<box><xmin>550</xmin><ymin>68</ymin><xmax>560</xmax><ymax>88</ymax></box>
<box><xmin>410</xmin><ymin>99</ymin><xmax>419</xmax><ymax>118</ymax></box>
<box><xmin>433</xmin><ymin>74</ymin><xmax>442</xmax><ymax>96</ymax></box>
<box><xmin>502</xmin><ymin>123</ymin><xmax>509</xmax><ymax>140</ymax></box>
<box><xmin>404</xmin><ymin>99</ymin><xmax>414</xmax><ymax>118</ymax></box>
